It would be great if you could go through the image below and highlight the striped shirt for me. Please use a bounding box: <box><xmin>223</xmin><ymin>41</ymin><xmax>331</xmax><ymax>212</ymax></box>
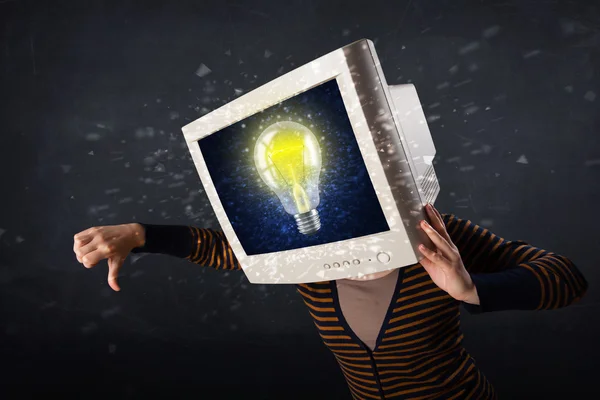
<box><xmin>132</xmin><ymin>213</ymin><xmax>588</xmax><ymax>399</ymax></box>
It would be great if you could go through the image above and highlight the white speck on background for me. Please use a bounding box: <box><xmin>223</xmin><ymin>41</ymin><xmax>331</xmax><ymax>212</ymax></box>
<box><xmin>101</xmin><ymin>307</ymin><xmax>121</xmax><ymax>319</ymax></box>
<box><xmin>86</xmin><ymin>133</ymin><xmax>102</xmax><ymax>141</ymax></box>
<box><xmin>81</xmin><ymin>322</ymin><xmax>98</xmax><ymax>334</ymax></box>
<box><xmin>481</xmin><ymin>145</ymin><xmax>493</xmax><ymax>154</ymax></box>
<box><xmin>453</xmin><ymin>79</ymin><xmax>472</xmax><ymax>88</ymax></box>
<box><xmin>584</xmin><ymin>91</ymin><xmax>596</xmax><ymax>102</ymax></box>
<box><xmin>135</xmin><ymin>127</ymin><xmax>155</xmax><ymax>139</ymax></box>
<box><xmin>464</xmin><ymin>105</ymin><xmax>479</xmax><ymax>115</ymax></box>
<box><xmin>130</xmin><ymin>270</ymin><xmax>144</xmax><ymax>278</ymax></box>
<box><xmin>560</xmin><ymin>20</ymin><xmax>576</xmax><ymax>36</ymax></box>
<box><xmin>129</xmin><ymin>254</ymin><xmax>148</xmax><ymax>264</ymax></box>
<box><xmin>482</xmin><ymin>25</ymin><xmax>500</xmax><ymax>38</ymax></box>
<box><xmin>41</xmin><ymin>301</ymin><xmax>57</xmax><ymax>310</ymax></box>
<box><xmin>523</xmin><ymin>49</ymin><xmax>541</xmax><ymax>59</ymax></box>
<box><xmin>195</xmin><ymin>63</ymin><xmax>212</xmax><ymax>77</ymax></box>
<box><xmin>516</xmin><ymin>155</ymin><xmax>529</xmax><ymax>164</ymax></box>
<box><xmin>459</xmin><ymin>41</ymin><xmax>480</xmax><ymax>55</ymax></box>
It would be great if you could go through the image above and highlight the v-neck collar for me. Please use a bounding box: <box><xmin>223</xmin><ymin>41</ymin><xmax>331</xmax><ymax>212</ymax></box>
<box><xmin>330</xmin><ymin>267</ymin><xmax>406</xmax><ymax>353</ymax></box>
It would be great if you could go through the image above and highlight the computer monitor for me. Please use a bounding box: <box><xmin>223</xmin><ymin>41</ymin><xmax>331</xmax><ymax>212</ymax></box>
<box><xmin>182</xmin><ymin>39</ymin><xmax>440</xmax><ymax>284</ymax></box>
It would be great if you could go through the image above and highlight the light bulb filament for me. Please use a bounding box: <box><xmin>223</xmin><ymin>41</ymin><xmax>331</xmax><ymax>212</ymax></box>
<box><xmin>289</xmin><ymin>165</ymin><xmax>310</xmax><ymax>214</ymax></box>
<box><xmin>269</xmin><ymin>145</ymin><xmax>312</xmax><ymax>214</ymax></box>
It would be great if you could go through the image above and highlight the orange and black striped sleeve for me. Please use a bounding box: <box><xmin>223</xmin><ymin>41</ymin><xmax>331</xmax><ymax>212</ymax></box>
<box><xmin>441</xmin><ymin>214</ymin><xmax>588</xmax><ymax>313</ymax></box>
<box><xmin>131</xmin><ymin>224</ymin><xmax>242</xmax><ymax>271</ymax></box>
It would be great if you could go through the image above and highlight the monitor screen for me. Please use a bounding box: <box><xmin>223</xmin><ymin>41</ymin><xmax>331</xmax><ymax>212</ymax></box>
<box><xmin>199</xmin><ymin>78</ymin><xmax>390</xmax><ymax>256</ymax></box>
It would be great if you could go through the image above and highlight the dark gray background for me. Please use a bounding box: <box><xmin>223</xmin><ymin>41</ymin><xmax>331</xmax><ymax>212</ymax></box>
<box><xmin>1</xmin><ymin>0</ymin><xmax>598</xmax><ymax>398</ymax></box>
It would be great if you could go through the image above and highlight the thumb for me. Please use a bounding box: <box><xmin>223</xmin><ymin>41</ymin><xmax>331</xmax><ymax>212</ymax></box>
<box><xmin>107</xmin><ymin>256</ymin><xmax>124</xmax><ymax>292</ymax></box>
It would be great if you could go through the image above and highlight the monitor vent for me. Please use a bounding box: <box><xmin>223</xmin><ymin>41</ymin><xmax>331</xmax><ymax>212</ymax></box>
<box><xmin>420</xmin><ymin>164</ymin><xmax>439</xmax><ymax>205</ymax></box>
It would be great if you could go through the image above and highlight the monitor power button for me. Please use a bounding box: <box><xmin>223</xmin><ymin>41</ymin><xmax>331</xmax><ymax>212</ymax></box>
<box><xmin>376</xmin><ymin>252</ymin><xmax>391</xmax><ymax>264</ymax></box>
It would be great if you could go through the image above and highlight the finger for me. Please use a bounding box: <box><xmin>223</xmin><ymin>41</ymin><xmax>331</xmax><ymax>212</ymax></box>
<box><xmin>74</xmin><ymin>248</ymin><xmax>83</xmax><ymax>263</ymax></box>
<box><xmin>420</xmin><ymin>220</ymin><xmax>456</xmax><ymax>261</ymax></box>
<box><xmin>417</xmin><ymin>246</ymin><xmax>435</xmax><ymax>268</ymax></box>
<box><xmin>418</xmin><ymin>251</ymin><xmax>437</xmax><ymax>275</ymax></box>
<box><xmin>75</xmin><ymin>240</ymin><xmax>101</xmax><ymax>264</ymax></box>
<box><xmin>418</xmin><ymin>243</ymin><xmax>451</xmax><ymax>266</ymax></box>
<box><xmin>429</xmin><ymin>203</ymin><xmax>444</xmax><ymax>222</ymax></box>
<box><xmin>81</xmin><ymin>249</ymin><xmax>104</xmax><ymax>269</ymax></box>
<box><xmin>107</xmin><ymin>257</ymin><xmax>123</xmax><ymax>292</ymax></box>
<box><xmin>74</xmin><ymin>229</ymin><xmax>98</xmax><ymax>262</ymax></box>
<box><xmin>73</xmin><ymin>235</ymin><xmax>94</xmax><ymax>258</ymax></box>
<box><xmin>425</xmin><ymin>204</ymin><xmax>452</xmax><ymax>243</ymax></box>
<box><xmin>431</xmin><ymin>206</ymin><xmax>455</xmax><ymax>244</ymax></box>
<box><xmin>74</xmin><ymin>229</ymin><xmax>96</xmax><ymax>246</ymax></box>
<box><xmin>77</xmin><ymin>226</ymin><xmax>102</xmax><ymax>237</ymax></box>
<box><xmin>430</xmin><ymin>204</ymin><xmax>445</xmax><ymax>228</ymax></box>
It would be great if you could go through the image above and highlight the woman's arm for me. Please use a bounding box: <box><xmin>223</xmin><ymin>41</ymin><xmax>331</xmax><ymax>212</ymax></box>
<box><xmin>442</xmin><ymin>213</ymin><xmax>588</xmax><ymax>313</ymax></box>
<box><xmin>131</xmin><ymin>224</ymin><xmax>242</xmax><ymax>271</ymax></box>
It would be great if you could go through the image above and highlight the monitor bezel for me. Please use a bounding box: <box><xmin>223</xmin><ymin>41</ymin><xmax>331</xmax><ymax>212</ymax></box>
<box><xmin>182</xmin><ymin>39</ymin><xmax>423</xmax><ymax>284</ymax></box>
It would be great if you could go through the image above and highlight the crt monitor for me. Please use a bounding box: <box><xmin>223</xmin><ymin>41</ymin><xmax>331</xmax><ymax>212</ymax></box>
<box><xmin>182</xmin><ymin>38</ymin><xmax>440</xmax><ymax>284</ymax></box>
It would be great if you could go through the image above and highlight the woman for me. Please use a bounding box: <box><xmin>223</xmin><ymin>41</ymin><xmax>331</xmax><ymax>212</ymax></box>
<box><xmin>73</xmin><ymin>204</ymin><xmax>587</xmax><ymax>399</ymax></box>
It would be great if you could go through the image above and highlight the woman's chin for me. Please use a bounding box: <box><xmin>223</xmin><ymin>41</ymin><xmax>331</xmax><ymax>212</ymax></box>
<box><xmin>345</xmin><ymin>269</ymin><xmax>395</xmax><ymax>282</ymax></box>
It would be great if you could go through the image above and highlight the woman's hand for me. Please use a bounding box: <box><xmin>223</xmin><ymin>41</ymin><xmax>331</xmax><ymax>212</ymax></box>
<box><xmin>418</xmin><ymin>204</ymin><xmax>480</xmax><ymax>305</ymax></box>
<box><xmin>73</xmin><ymin>223</ymin><xmax>145</xmax><ymax>292</ymax></box>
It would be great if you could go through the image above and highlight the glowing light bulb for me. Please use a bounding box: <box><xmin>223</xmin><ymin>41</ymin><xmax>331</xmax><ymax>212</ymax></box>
<box><xmin>254</xmin><ymin>121</ymin><xmax>322</xmax><ymax>235</ymax></box>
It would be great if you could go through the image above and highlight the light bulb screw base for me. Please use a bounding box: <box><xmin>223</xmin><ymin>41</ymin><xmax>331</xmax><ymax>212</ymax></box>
<box><xmin>294</xmin><ymin>209</ymin><xmax>321</xmax><ymax>235</ymax></box>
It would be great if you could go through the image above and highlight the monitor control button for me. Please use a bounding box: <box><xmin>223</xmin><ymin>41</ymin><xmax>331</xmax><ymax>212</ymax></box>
<box><xmin>324</xmin><ymin>264</ymin><xmax>331</xmax><ymax>269</ymax></box>
<box><xmin>343</xmin><ymin>261</ymin><xmax>351</xmax><ymax>267</ymax></box>
<box><xmin>376</xmin><ymin>252</ymin><xmax>391</xmax><ymax>264</ymax></box>
<box><xmin>353</xmin><ymin>259</ymin><xmax>360</xmax><ymax>265</ymax></box>
<box><xmin>333</xmin><ymin>262</ymin><xmax>341</xmax><ymax>268</ymax></box>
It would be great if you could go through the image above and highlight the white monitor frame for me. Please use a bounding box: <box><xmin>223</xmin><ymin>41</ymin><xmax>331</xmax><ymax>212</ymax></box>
<box><xmin>182</xmin><ymin>39</ymin><xmax>434</xmax><ymax>284</ymax></box>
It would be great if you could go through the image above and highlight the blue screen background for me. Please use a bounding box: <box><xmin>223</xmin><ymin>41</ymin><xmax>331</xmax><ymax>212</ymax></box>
<box><xmin>199</xmin><ymin>79</ymin><xmax>390</xmax><ymax>255</ymax></box>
